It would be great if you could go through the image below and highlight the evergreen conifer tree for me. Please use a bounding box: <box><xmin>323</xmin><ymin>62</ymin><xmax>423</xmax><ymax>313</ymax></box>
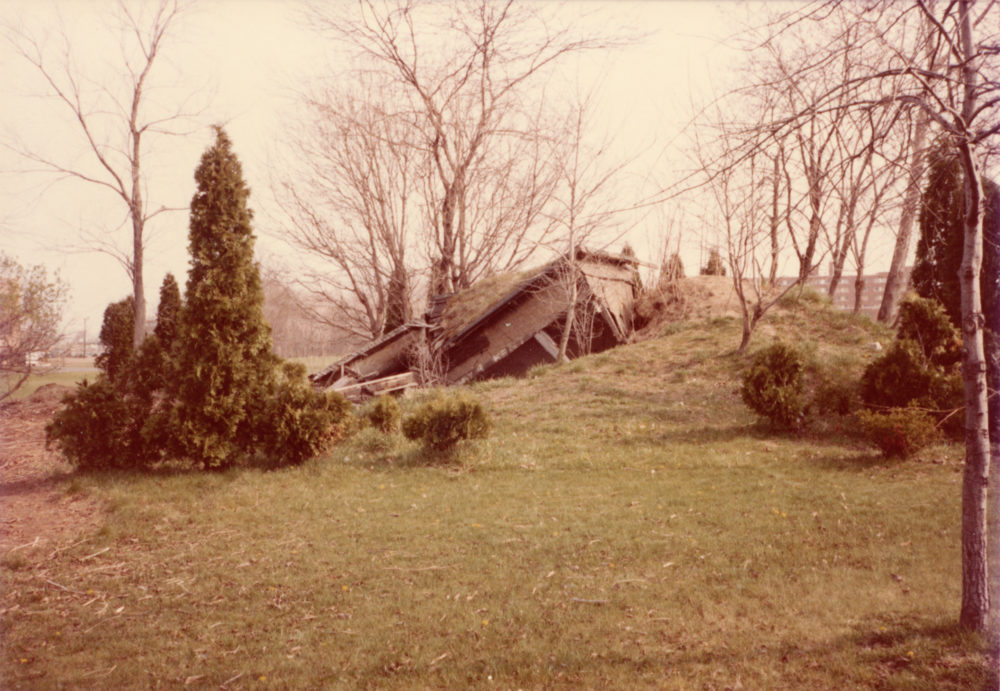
<box><xmin>912</xmin><ymin>147</ymin><xmax>999</xmax><ymax>328</ymax></box>
<box><xmin>153</xmin><ymin>273</ymin><xmax>182</xmax><ymax>348</ymax></box>
<box><xmin>95</xmin><ymin>297</ymin><xmax>135</xmax><ymax>385</ymax></box>
<box><xmin>384</xmin><ymin>263</ymin><xmax>411</xmax><ymax>334</ymax></box>
<box><xmin>911</xmin><ymin>147</ymin><xmax>999</xmax><ymax>467</ymax></box>
<box><xmin>983</xmin><ymin>177</ymin><xmax>1000</xmax><ymax>467</ymax></box>
<box><xmin>172</xmin><ymin>127</ymin><xmax>278</xmax><ymax>468</ymax></box>
<box><xmin>133</xmin><ymin>273</ymin><xmax>184</xmax><ymax>398</ymax></box>
<box><xmin>912</xmin><ymin>148</ymin><xmax>966</xmax><ymax>327</ymax></box>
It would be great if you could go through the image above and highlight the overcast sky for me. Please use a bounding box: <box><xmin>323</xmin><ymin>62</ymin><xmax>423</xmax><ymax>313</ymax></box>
<box><xmin>1</xmin><ymin>0</ymin><xmax>766</xmax><ymax>337</ymax></box>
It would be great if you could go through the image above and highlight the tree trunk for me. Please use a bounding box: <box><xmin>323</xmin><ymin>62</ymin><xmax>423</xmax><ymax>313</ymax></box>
<box><xmin>985</xmin><ymin>188</ymin><xmax>1000</xmax><ymax>665</ymax></box>
<box><xmin>130</xmin><ymin>90</ymin><xmax>146</xmax><ymax>349</ymax></box>
<box><xmin>557</xmin><ymin>270</ymin><xmax>577</xmax><ymax>362</ymax></box>
<box><xmin>827</xmin><ymin>251</ymin><xmax>846</xmax><ymax>298</ymax></box>
<box><xmin>131</xmin><ymin>202</ymin><xmax>146</xmax><ymax>350</ymax></box>
<box><xmin>800</xmin><ymin>184</ymin><xmax>822</xmax><ymax>282</ymax></box>
<box><xmin>768</xmin><ymin>149</ymin><xmax>781</xmax><ymax>286</ymax></box>
<box><xmin>958</xmin><ymin>149</ymin><xmax>990</xmax><ymax>630</ymax></box>
<box><xmin>877</xmin><ymin>39</ymin><xmax>933</xmax><ymax>323</ymax></box>
<box><xmin>956</xmin><ymin>0</ymin><xmax>991</xmax><ymax>633</ymax></box>
<box><xmin>737</xmin><ymin>320</ymin><xmax>752</xmax><ymax>354</ymax></box>
<box><xmin>438</xmin><ymin>184</ymin><xmax>457</xmax><ymax>295</ymax></box>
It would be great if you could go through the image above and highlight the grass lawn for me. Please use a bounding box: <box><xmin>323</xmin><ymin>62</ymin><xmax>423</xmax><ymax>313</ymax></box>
<box><xmin>4</xmin><ymin>359</ymin><xmax>99</xmax><ymax>401</ymax></box>
<box><xmin>0</xmin><ymin>306</ymin><xmax>989</xmax><ymax>688</ymax></box>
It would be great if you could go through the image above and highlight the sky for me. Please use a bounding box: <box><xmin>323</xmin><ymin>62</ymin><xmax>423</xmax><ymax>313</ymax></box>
<box><xmin>0</xmin><ymin>0</ymin><xmax>794</xmax><ymax>340</ymax></box>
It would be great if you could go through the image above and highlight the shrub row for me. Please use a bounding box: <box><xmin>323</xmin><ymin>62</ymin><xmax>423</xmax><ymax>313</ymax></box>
<box><xmin>358</xmin><ymin>391</ymin><xmax>491</xmax><ymax>458</ymax></box>
<box><xmin>739</xmin><ymin>296</ymin><xmax>961</xmax><ymax>459</ymax></box>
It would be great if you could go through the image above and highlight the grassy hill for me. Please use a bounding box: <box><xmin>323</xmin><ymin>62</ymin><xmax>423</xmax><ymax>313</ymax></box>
<box><xmin>1</xmin><ymin>298</ymin><xmax>989</xmax><ymax>688</ymax></box>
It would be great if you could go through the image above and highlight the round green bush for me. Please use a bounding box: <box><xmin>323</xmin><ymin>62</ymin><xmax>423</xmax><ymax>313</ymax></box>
<box><xmin>812</xmin><ymin>374</ymin><xmax>859</xmax><ymax>417</ymax></box>
<box><xmin>740</xmin><ymin>342</ymin><xmax>806</xmax><ymax>429</ymax></box>
<box><xmin>402</xmin><ymin>390</ymin><xmax>490</xmax><ymax>452</ymax></box>
<box><xmin>895</xmin><ymin>295</ymin><xmax>962</xmax><ymax>368</ymax></box>
<box><xmin>252</xmin><ymin>362</ymin><xmax>354</xmax><ymax>467</ymax></box>
<box><xmin>364</xmin><ymin>394</ymin><xmax>402</xmax><ymax>434</ymax></box>
<box><xmin>857</xmin><ymin>407</ymin><xmax>942</xmax><ymax>459</ymax></box>
<box><xmin>45</xmin><ymin>378</ymin><xmax>148</xmax><ymax>471</ymax></box>
<box><xmin>860</xmin><ymin>339</ymin><xmax>935</xmax><ymax>409</ymax></box>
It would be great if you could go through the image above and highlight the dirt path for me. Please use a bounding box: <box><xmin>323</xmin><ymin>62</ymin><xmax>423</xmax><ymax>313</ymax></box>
<box><xmin>0</xmin><ymin>384</ymin><xmax>103</xmax><ymax>553</ymax></box>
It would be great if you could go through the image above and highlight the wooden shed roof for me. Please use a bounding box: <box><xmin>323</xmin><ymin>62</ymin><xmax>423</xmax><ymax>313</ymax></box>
<box><xmin>437</xmin><ymin>248</ymin><xmax>638</xmax><ymax>348</ymax></box>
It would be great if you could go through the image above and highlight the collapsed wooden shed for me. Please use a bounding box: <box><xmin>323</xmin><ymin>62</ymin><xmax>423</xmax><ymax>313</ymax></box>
<box><xmin>309</xmin><ymin>248</ymin><xmax>639</xmax><ymax>399</ymax></box>
<box><xmin>437</xmin><ymin>248</ymin><xmax>639</xmax><ymax>384</ymax></box>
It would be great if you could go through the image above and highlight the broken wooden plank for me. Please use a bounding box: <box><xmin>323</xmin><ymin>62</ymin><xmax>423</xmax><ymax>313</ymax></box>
<box><xmin>328</xmin><ymin>371</ymin><xmax>418</xmax><ymax>402</ymax></box>
<box><xmin>533</xmin><ymin>330</ymin><xmax>560</xmax><ymax>360</ymax></box>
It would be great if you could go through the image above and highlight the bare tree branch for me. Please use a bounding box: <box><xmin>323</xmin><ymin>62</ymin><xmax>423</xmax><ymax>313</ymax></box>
<box><xmin>4</xmin><ymin>0</ymin><xmax>203</xmax><ymax>348</ymax></box>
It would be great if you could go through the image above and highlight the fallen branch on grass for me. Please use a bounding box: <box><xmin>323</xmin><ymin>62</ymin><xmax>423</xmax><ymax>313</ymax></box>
<box><xmin>79</xmin><ymin>546</ymin><xmax>110</xmax><ymax>561</ymax></box>
<box><xmin>380</xmin><ymin>565</ymin><xmax>452</xmax><ymax>572</ymax></box>
<box><xmin>44</xmin><ymin>578</ymin><xmax>87</xmax><ymax>595</ymax></box>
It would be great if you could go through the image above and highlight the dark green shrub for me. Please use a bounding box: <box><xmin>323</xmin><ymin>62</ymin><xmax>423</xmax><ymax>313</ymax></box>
<box><xmin>363</xmin><ymin>394</ymin><xmax>401</xmax><ymax>434</ymax></box>
<box><xmin>857</xmin><ymin>407</ymin><xmax>942</xmax><ymax>459</ymax></box>
<box><xmin>46</xmin><ymin>378</ymin><xmax>148</xmax><ymax>471</ymax></box>
<box><xmin>812</xmin><ymin>373</ymin><xmax>859</xmax><ymax>417</ymax></box>
<box><xmin>895</xmin><ymin>295</ymin><xmax>962</xmax><ymax>368</ymax></box>
<box><xmin>861</xmin><ymin>339</ymin><xmax>935</xmax><ymax>409</ymax></box>
<box><xmin>860</xmin><ymin>297</ymin><xmax>963</xmax><ymax>438</ymax></box>
<box><xmin>252</xmin><ymin>362</ymin><xmax>354</xmax><ymax>467</ymax></box>
<box><xmin>740</xmin><ymin>342</ymin><xmax>806</xmax><ymax>429</ymax></box>
<box><xmin>47</xmin><ymin>296</ymin><xmax>183</xmax><ymax>471</ymax></box>
<box><xmin>94</xmin><ymin>297</ymin><xmax>135</xmax><ymax>385</ymax></box>
<box><xmin>48</xmin><ymin>133</ymin><xmax>359</xmax><ymax>473</ymax></box>
<box><xmin>402</xmin><ymin>390</ymin><xmax>490</xmax><ymax>452</ymax></box>
<box><xmin>47</xmin><ymin>292</ymin><xmax>184</xmax><ymax>471</ymax></box>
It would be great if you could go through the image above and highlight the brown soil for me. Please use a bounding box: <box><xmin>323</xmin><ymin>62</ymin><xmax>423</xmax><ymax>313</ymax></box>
<box><xmin>0</xmin><ymin>384</ymin><xmax>103</xmax><ymax>553</ymax></box>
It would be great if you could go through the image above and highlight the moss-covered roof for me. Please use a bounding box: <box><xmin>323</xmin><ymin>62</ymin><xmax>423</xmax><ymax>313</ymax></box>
<box><xmin>434</xmin><ymin>268</ymin><xmax>537</xmax><ymax>342</ymax></box>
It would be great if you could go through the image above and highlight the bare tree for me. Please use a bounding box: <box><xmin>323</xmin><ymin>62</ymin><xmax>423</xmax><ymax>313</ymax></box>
<box><xmin>545</xmin><ymin>93</ymin><xmax>635</xmax><ymax>361</ymax></box>
<box><xmin>842</xmin><ymin>0</ymin><xmax>996</xmax><ymax>637</ymax></box>
<box><xmin>753</xmin><ymin>24</ymin><xmax>847</xmax><ymax>283</ymax></box>
<box><xmin>306</xmin><ymin>0</ymin><xmax>617</xmax><ymax>296</ymax></box>
<box><xmin>824</xmin><ymin>104</ymin><xmax>902</xmax><ymax>302</ymax></box>
<box><xmin>276</xmin><ymin>87</ymin><xmax>419</xmax><ymax>340</ymax></box>
<box><xmin>877</xmin><ymin>6</ymin><xmax>939</xmax><ymax>323</ymax></box>
<box><xmin>260</xmin><ymin>267</ymin><xmax>361</xmax><ymax>358</ymax></box>
<box><xmin>692</xmin><ymin>104</ymin><xmax>820</xmax><ymax>353</ymax></box>
<box><xmin>846</xmin><ymin>116</ymin><xmax>904</xmax><ymax>314</ymax></box>
<box><xmin>5</xmin><ymin>0</ymin><xmax>200</xmax><ymax>349</ymax></box>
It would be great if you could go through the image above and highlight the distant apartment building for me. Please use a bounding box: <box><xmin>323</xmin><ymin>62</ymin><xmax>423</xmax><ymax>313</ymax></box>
<box><xmin>774</xmin><ymin>267</ymin><xmax>912</xmax><ymax>320</ymax></box>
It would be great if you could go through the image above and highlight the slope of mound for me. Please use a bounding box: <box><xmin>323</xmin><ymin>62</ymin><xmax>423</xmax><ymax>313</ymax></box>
<box><xmin>475</xmin><ymin>293</ymin><xmax>894</xmax><ymax>460</ymax></box>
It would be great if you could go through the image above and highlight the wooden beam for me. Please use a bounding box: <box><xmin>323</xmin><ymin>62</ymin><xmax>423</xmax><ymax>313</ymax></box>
<box><xmin>328</xmin><ymin>371</ymin><xmax>418</xmax><ymax>402</ymax></box>
<box><xmin>533</xmin><ymin>330</ymin><xmax>560</xmax><ymax>360</ymax></box>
